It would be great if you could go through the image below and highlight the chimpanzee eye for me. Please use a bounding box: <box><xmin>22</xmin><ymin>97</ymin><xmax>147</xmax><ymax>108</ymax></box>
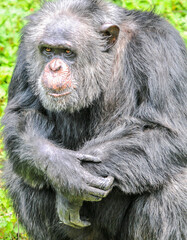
<box><xmin>45</xmin><ymin>47</ymin><xmax>52</xmax><ymax>52</ymax></box>
<box><xmin>41</xmin><ymin>47</ymin><xmax>54</xmax><ymax>57</ymax></box>
<box><xmin>64</xmin><ymin>49</ymin><xmax>74</xmax><ymax>57</ymax></box>
<box><xmin>65</xmin><ymin>49</ymin><xmax>71</xmax><ymax>54</ymax></box>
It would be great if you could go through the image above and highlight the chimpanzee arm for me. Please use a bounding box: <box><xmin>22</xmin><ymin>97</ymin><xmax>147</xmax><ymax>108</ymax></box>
<box><xmin>2</xmin><ymin>92</ymin><xmax>114</xmax><ymax>227</ymax></box>
<box><xmin>3</xmin><ymin>96</ymin><xmax>114</xmax><ymax>194</ymax></box>
<box><xmin>81</xmin><ymin>116</ymin><xmax>186</xmax><ymax>194</ymax></box>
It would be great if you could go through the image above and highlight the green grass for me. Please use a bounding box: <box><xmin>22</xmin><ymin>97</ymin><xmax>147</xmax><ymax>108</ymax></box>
<box><xmin>0</xmin><ymin>0</ymin><xmax>186</xmax><ymax>239</ymax></box>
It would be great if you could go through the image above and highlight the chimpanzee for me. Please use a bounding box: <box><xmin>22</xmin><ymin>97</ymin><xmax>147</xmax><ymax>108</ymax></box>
<box><xmin>2</xmin><ymin>0</ymin><xmax>187</xmax><ymax>239</ymax></box>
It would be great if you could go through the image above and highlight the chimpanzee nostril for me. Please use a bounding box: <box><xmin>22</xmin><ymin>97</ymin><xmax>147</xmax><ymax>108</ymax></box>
<box><xmin>49</xmin><ymin>58</ymin><xmax>62</xmax><ymax>72</ymax></box>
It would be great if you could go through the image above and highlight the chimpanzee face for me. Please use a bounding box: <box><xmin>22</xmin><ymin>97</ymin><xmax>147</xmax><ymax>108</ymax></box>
<box><xmin>26</xmin><ymin>13</ymin><xmax>119</xmax><ymax>112</ymax></box>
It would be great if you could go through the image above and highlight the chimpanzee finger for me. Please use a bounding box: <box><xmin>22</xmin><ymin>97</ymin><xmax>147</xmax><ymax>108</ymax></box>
<box><xmin>81</xmin><ymin>194</ymin><xmax>103</xmax><ymax>202</ymax></box>
<box><xmin>69</xmin><ymin>209</ymin><xmax>91</xmax><ymax>228</ymax></box>
<box><xmin>75</xmin><ymin>153</ymin><xmax>101</xmax><ymax>163</ymax></box>
<box><xmin>60</xmin><ymin>218</ymin><xmax>83</xmax><ymax>229</ymax></box>
<box><xmin>85</xmin><ymin>175</ymin><xmax>114</xmax><ymax>191</ymax></box>
<box><xmin>83</xmin><ymin>187</ymin><xmax>113</xmax><ymax>201</ymax></box>
<box><xmin>59</xmin><ymin>208</ymin><xmax>83</xmax><ymax>229</ymax></box>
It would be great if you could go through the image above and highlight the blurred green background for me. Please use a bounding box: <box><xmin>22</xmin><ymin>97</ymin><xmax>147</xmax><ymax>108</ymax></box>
<box><xmin>0</xmin><ymin>0</ymin><xmax>186</xmax><ymax>239</ymax></box>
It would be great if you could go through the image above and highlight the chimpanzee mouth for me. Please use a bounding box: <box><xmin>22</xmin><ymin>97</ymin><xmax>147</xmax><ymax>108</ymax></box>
<box><xmin>48</xmin><ymin>91</ymin><xmax>71</xmax><ymax>98</ymax></box>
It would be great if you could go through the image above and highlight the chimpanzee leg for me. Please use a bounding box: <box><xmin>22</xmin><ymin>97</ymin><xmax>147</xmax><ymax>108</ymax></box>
<box><xmin>119</xmin><ymin>174</ymin><xmax>187</xmax><ymax>240</ymax></box>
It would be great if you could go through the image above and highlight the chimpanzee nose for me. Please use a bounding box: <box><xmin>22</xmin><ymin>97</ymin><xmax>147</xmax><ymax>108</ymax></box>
<box><xmin>49</xmin><ymin>58</ymin><xmax>62</xmax><ymax>72</ymax></box>
<box><xmin>42</xmin><ymin>58</ymin><xmax>72</xmax><ymax>92</ymax></box>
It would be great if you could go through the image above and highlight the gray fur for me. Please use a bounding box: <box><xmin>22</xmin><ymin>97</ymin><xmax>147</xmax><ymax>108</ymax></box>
<box><xmin>2</xmin><ymin>0</ymin><xmax>187</xmax><ymax>239</ymax></box>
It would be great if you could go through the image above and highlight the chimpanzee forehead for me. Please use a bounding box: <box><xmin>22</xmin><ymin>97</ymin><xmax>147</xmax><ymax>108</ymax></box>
<box><xmin>41</xmin><ymin>15</ymin><xmax>93</xmax><ymax>48</ymax></box>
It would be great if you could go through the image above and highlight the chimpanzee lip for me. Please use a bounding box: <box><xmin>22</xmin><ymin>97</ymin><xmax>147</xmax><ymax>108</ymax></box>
<box><xmin>48</xmin><ymin>91</ymin><xmax>71</xmax><ymax>98</ymax></box>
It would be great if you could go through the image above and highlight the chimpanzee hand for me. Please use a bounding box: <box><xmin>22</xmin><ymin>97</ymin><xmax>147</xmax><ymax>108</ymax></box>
<box><xmin>48</xmin><ymin>151</ymin><xmax>113</xmax><ymax>228</ymax></box>
<box><xmin>47</xmin><ymin>150</ymin><xmax>113</xmax><ymax>201</ymax></box>
<box><xmin>56</xmin><ymin>193</ymin><xmax>90</xmax><ymax>229</ymax></box>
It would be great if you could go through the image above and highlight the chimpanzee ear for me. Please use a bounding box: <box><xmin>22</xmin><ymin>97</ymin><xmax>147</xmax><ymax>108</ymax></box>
<box><xmin>100</xmin><ymin>24</ymin><xmax>120</xmax><ymax>52</ymax></box>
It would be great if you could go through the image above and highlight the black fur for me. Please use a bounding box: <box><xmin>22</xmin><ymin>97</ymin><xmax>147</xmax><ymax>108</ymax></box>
<box><xmin>2</xmin><ymin>0</ymin><xmax>187</xmax><ymax>239</ymax></box>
